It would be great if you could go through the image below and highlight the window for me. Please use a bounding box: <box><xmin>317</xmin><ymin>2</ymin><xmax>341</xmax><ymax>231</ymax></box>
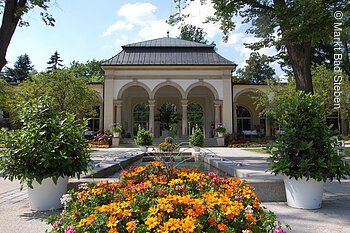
<box><xmin>133</xmin><ymin>103</ymin><xmax>149</xmax><ymax>135</ymax></box>
<box><xmin>87</xmin><ymin>106</ymin><xmax>100</xmax><ymax>132</ymax></box>
<box><xmin>187</xmin><ymin>103</ymin><xmax>203</xmax><ymax>135</ymax></box>
<box><xmin>237</xmin><ymin>106</ymin><xmax>251</xmax><ymax>132</ymax></box>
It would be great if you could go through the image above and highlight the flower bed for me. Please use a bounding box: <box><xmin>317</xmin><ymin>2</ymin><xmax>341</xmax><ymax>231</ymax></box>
<box><xmin>158</xmin><ymin>141</ymin><xmax>178</xmax><ymax>152</ymax></box>
<box><xmin>228</xmin><ymin>139</ymin><xmax>274</xmax><ymax>148</ymax></box>
<box><xmin>47</xmin><ymin>162</ymin><xmax>287</xmax><ymax>233</ymax></box>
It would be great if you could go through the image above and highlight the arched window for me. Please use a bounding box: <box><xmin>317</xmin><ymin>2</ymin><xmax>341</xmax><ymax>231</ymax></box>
<box><xmin>237</xmin><ymin>106</ymin><xmax>251</xmax><ymax>132</ymax></box>
<box><xmin>187</xmin><ymin>103</ymin><xmax>203</xmax><ymax>135</ymax></box>
<box><xmin>87</xmin><ymin>106</ymin><xmax>100</xmax><ymax>132</ymax></box>
<box><xmin>133</xmin><ymin>103</ymin><xmax>149</xmax><ymax>135</ymax></box>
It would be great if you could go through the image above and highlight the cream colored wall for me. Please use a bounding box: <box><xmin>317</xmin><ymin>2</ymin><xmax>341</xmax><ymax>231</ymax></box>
<box><xmin>103</xmin><ymin>65</ymin><xmax>234</xmax><ymax>135</ymax></box>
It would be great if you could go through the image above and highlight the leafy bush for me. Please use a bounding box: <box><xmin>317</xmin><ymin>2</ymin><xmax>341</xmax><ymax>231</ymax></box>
<box><xmin>47</xmin><ymin>162</ymin><xmax>288</xmax><ymax>233</ymax></box>
<box><xmin>215</xmin><ymin>126</ymin><xmax>227</xmax><ymax>134</ymax></box>
<box><xmin>189</xmin><ymin>128</ymin><xmax>204</xmax><ymax>147</ymax></box>
<box><xmin>0</xmin><ymin>96</ymin><xmax>91</xmax><ymax>188</ymax></box>
<box><xmin>269</xmin><ymin>91</ymin><xmax>350</xmax><ymax>182</ymax></box>
<box><xmin>135</xmin><ymin>129</ymin><xmax>154</xmax><ymax>146</ymax></box>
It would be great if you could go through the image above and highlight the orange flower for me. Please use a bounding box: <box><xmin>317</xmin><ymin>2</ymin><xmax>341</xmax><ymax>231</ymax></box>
<box><xmin>145</xmin><ymin>216</ymin><xmax>160</xmax><ymax>229</ymax></box>
<box><xmin>108</xmin><ymin>228</ymin><xmax>119</xmax><ymax>233</ymax></box>
<box><xmin>126</xmin><ymin>221</ymin><xmax>137</xmax><ymax>232</ymax></box>
<box><xmin>217</xmin><ymin>223</ymin><xmax>228</xmax><ymax>232</ymax></box>
<box><xmin>182</xmin><ymin>216</ymin><xmax>196</xmax><ymax>232</ymax></box>
<box><xmin>87</xmin><ymin>214</ymin><xmax>96</xmax><ymax>225</ymax></box>
<box><xmin>106</xmin><ymin>216</ymin><xmax>119</xmax><ymax>228</ymax></box>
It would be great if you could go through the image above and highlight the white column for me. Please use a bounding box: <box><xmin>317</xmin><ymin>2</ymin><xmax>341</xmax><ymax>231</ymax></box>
<box><xmin>233</xmin><ymin>102</ymin><xmax>238</xmax><ymax>133</ymax></box>
<box><xmin>148</xmin><ymin>99</ymin><xmax>155</xmax><ymax>134</ymax></box>
<box><xmin>104</xmin><ymin>78</ymin><xmax>114</xmax><ymax>130</ymax></box>
<box><xmin>222</xmin><ymin>76</ymin><xmax>233</xmax><ymax>133</ymax></box>
<box><xmin>214</xmin><ymin>100</ymin><xmax>221</xmax><ymax>128</ymax></box>
<box><xmin>181</xmin><ymin>99</ymin><xmax>188</xmax><ymax>138</ymax></box>
<box><xmin>115</xmin><ymin>100</ymin><xmax>122</xmax><ymax>126</ymax></box>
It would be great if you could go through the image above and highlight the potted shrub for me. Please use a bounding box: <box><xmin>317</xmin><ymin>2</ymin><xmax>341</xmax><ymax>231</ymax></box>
<box><xmin>112</xmin><ymin>125</ymin><xmax>122</xmax><ymax>138</ymax></box>
<box><xmin>0</xmin><ymin>96</ymin><xmax>91</xmax><ymax>211</ymax></box>
<box><xmin>135</xmin><ymin>129</ymin><xmax>154</xmax><ymax>152</ymax></box>
<box><xmin>268</xmin><ymin>91</ymin><xmax>350</xmax><ymax>209</ymax></box>
<box><xmin>216</xmin><ymin>126</ymin><xmax>227</xmax><ymax>137</ymax></box>
<box><xmin>189</xmin><ymin>128</ymin><xmax>204</xmax><ymax>152</ymax></box>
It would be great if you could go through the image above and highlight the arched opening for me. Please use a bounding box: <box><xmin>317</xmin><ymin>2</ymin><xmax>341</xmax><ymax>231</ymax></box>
<box><xmin>237</xmin><ymin>106</ymin><xmax>251</xmax><ymax>132</ymax></box>
<box><xmin>187</xmin><ymin>103</ymin><xmax>203</xmax><ymax>135</ymax></box>
<box><xmin>186</xmin><ymin>85</ymin><xmax>216</xmax><ymax>138</ymax></box>
<box><xmin>154</xmin><ymin>85</ymin><xmax>182</xmax><ymax>137</ymax></box>
<box><xmin>87</xmin><ymin>106</ymin><xmax>101</xmax><ymax>132</ymax></box>
<box><xmin>133</xmin><ymin>103</ymin><xmax>150</xmax><ymax>135</ymax></box>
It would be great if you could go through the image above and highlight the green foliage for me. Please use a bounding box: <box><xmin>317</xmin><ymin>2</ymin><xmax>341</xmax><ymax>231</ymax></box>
<box><xmin>233</xmin><ymin>52</ymin><xmax>276</xmax><ymax>84</ymax></box>
<box><xmin>179</xmin><ymin>24</ymin><xmax>216</xmax><ymax>47</ymax></box>
<box><xmin>2</xmin><ymin>54</ymin><xmax>35</xmax><ymax>83</ymax></box>
<box><xmin>158</xmin><ymin>103</ymin><xmax>179</xmax><ymax>131</ymax></box>
<box><xmin>165</xmin><ymin>136</ymin><xmax>174</xmax><ymax>143</ymax></box>
<box><xmin>0</xmin><ymin>96</ymin><xmax>92</xmax><ymax>188</ymax></box>
<box><xmin>112</xmin><ymin>126</ymin><xmax>122</xmax><ymax>133</ymax></box>
<box><xmin>268</xmin><ymin>91</ymin><xmax>350</xmax><ymax>182</ymax></box>
<box><xmin>4</xmin><ymin>68</ymin><xmax>99</xmax><ymax>125</ymax></box>
<box><xmin>189</xmin><ymin>128</ymin><xmax>204</xmax><ymax>147</ymax></box>
<box><xmin>70</xmin><ymin>59</ymin><xmax>104</xmax><ymax>83</ymax></box>
<box><xmin>135</xmin><ymin>129</ymin><xmax>154</xmax><ymax>146</ymax></box>
<box><xmin>215</xmin><ymin>126</ymin><xmax>226</xmax><ymax>134</ymax></box>
<box><xmin>47</xmin><ymin>51</ymin><xmax>64</xmax><ymax>72</ymax></box>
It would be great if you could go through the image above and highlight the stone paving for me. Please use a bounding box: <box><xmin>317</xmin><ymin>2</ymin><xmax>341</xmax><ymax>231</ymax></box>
<box><xmin>0</xmin><ymin>147</ymin><xmax>349</xmax><ymax>233</ymax></box>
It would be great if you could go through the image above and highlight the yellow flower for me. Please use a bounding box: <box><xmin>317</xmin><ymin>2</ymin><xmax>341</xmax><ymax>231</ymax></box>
<box><xmin>145</xmin><ymin>216</ymin><xmax>160</xmax><ymax>229</ymax></box>
<box><xmin>106</xmin><ymin>216</ymin><xmax>119</xmax><ymax>228</ymax></box>
<box><xmin>108</xmin><ymin>228</ymin><xmax>119</xmax><ymax>233</ymax></box>
<box><xmin>182</xmin><ymin>216</ymin><xmax>196</xmax><ymax>232</ymax></box>
<box><xmin>77</xmin><ymin>218</ymin><xmax>88</xmax><ymax>228</ymax></box>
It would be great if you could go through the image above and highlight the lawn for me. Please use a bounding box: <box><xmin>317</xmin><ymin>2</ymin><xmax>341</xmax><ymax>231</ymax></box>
<box><xmin>243</xmin><ymin>147</ymin><xmax>270</xmax><ymax>154</ymax></box>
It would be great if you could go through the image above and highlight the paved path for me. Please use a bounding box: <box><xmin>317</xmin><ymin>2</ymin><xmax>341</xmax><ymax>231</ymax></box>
<box><xmin>0</xmin><ymin>147</ymin><xmax>349</xmax><ymax>233</ymax></box>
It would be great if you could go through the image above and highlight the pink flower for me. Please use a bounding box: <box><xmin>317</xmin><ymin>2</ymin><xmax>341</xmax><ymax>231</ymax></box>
<box><xmin>60</xmin><ymin>210</ymin><xmax>66</xmax><ymax>217</ymax></box>
<box><xmin>64</xmin><ymin>225</ymin><xmax>76</xmax><ymax>233</ymax></box>
<box><xmin>53</xmin><ymin>221</ymin><xmax>60</xmax><ymax>228</ymax></box>
<box><xmin>275</xmin><ymin>227</ymin><xmax>287</xmax><ymax>233</ymax></box>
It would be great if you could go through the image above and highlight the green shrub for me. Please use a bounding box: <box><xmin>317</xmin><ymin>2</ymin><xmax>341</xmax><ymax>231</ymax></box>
<box><xmin>269</xmin><ymin>91</ymin><xmax>350</xmax><ymax>182</ymax></box>
<box><xmin>0</xmin><ymin>96</ymin><xmax>91</xmax><ymax>188</ymax></box>
<box><xmin>135</xmin><ymin>129</ymin><xmax>154</xmax><ymax>146</ymax></box>
<box><xmin>189</xmin><ymin>128</ymin><xmax>204</xmax><ymax>147</ymax></box>
<box><xmin>215</xmin><ymin>126</ymin><xmax>227</xmax><ymax>134</ymax></box>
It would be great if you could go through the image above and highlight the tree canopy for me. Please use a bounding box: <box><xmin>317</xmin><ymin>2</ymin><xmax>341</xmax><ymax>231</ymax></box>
<box><xmin>47</xmin><ymin>51</ymin><xmax>63</xmax><ymax>72</ymax></box>
<box><xmin>170</xmin><ymin>0</ymin><xmax>350</xmax><ymax>93</ymax></box>
<box><xmin>0</xmin><ymin>0</ymin><xmax>55</xmax><ymax>72</ymax></box>
<box><xmin>1</xmin><ymin>54</ymin><xmax>34</xmax><ymax>82</ymax></box>
<box><xmin>233</xmin><ymin>52</ymin><xmax>276</xmax><ymax>84</ymax></box>
<box><xmin>4</xmin><ymin>69</ymin><xmax>99</xmax><ymax>125</ymax></box>
<box><xmin>70</xmin><ymin>59</ymin><xmax>104</xmax><ymax>83</ymax></box>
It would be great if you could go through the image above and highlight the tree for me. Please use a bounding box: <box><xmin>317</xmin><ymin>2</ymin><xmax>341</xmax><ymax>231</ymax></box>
<box><xmin>4</xmin><ymin>69</ymin><xmax>99</xmax><ymax>125</ymax></box>
<box><xmin>47</xmin><ymin>51</ymin><xmax>63</xmax><ymax>72</ymax></box>
<box><xmin>2</xmin><ymin>54</ymin><xmax>34</xmax><ymax>82</ymax></box>
<box><xmin>233</xmin><ymin>52</ymin><xmax>276</xmax><ymax>84</ymax></box>
<box><xmin>0</xmin><ymin>0</ymin><xmax>55</xmax><ymax>72</ymax></box>
<box><xmin>70</xmin><ymin>60</ymin><xmax>104</xmax><ymax>83</ymax></box>
<box><xmin>170</xmin><ymin>0</ymin><xmax>350</xmax><ymax>93</ymax></box>
<box><xmin>179</xmin><ymin>24</ymin><xmax>216</xmax><ymax>47</ymax></box>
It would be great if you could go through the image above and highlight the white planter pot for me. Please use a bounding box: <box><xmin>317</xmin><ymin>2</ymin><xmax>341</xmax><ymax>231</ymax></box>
<box><xmin>216</xmin><ymin>137</ymin><xmax>225</xmax><ymax>146</ymax></box>
<box><xmin>28</xmin><ymin>176</ymin><xmax>69</xmax><ymax>211</ymax></box>
<box><xmin>113</xmin><ymin>132</ymin><xmax>120</xmax><ymax>138</ymax></box>
<box><xmin>217</xmin><ymin>132</ymin><xmax>224</xmax><ymax>138</ymax></box>
<box><xmin>283</xmin><ymin>176</ymin><xmax>324</xmax><ymax>209</ymax></box>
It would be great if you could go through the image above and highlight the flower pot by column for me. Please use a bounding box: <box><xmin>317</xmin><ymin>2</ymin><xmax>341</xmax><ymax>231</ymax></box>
<box><xmin>27</xmin><ymin>176</ymin><xmax>69</xmax><ymax>211</ymax></box>
<box><xmin>283</xmin><ymin>176</ymin><xmax>324</xmax><ymax>209</ymax></box>
<box><xmin>112</xmin><ymin>137</ymin><xmax>120</xmax><ymax>147</ymax></box>
<box><xmin>217</xmin><ymin>133</ymin><xmax>224</xmax><ymax>138</ymax></box>
<box><xmin>216</xmin><ymin>137</ymin><xmax>225</xmax><ymax>146</ymax></box>
<box><xmin>113</xmin><ymin>132</ymin><xmax>120</xmax><ymax>138</ymax></box>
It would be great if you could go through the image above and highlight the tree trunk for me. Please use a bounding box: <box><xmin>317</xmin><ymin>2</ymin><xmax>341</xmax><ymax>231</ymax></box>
<box><xmin>286</xmin><ymin>43</ymin><xmax>313</xmax><ymax>93</ymax></box>
<box><xmin>0</xmin><ymin>0</ymin><xmax>27</xmax><ymax>72</ymax></box>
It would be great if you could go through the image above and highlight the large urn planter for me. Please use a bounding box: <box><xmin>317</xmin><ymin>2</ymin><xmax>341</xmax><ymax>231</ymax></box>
<box><xmin>216</xmin><ymin>137</ymin><xmax>225</xmax><ymax>146</ymax></box>
<box><xmin>28</xmin><ymin>176</ymin><xmax>69</xmax><ymax>211</ymax></box>
<box><xmin>283</xmin><ymin>176</ymin><xmax>324</xmax><ymax>209</ymax></box>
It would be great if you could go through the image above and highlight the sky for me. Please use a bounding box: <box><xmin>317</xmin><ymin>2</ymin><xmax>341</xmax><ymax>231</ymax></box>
<box><xmin>6</xmin><ymin>0</ymin><xmax>281</xmax><ymax>75</ymax></box>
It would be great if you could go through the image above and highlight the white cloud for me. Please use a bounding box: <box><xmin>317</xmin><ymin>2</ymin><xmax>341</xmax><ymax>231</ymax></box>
<box><xmin>118</xmin><ymin>2</ymin><xmax>157</xmax><ymax>26</ymax></box>
<box><xmin>181</xmin><ymin>0</ymin><xmax>221</xmax><ymax>39</ymax></box>
<box><xmin>103</xmin><ymin>21</ymin><xmax>134</xmax><ymax>37</ymax></box>
<box><xmin>138</xmin><ymin>19</ymin><xmax>179</xmax><ymax>40</ymax></box>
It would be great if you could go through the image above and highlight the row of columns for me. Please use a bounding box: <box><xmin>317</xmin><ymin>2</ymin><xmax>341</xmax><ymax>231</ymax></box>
<box><xmin>113</xmin><ymin>99</ymin><xmax>223</xmax><ymax>138</ymax></box>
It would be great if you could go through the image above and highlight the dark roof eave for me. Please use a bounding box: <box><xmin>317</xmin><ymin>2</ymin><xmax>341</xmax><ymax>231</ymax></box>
<box><xmin>101</xmin><ymin>64</ymin><xmax>237</xmax><ymax>67</ymax></box>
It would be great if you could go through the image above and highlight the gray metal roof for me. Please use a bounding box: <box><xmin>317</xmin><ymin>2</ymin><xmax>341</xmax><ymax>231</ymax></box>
<box><xmin>102</xmin><ymin>37</ymin><xmax>235</xmax><ymax>66</ymax></box>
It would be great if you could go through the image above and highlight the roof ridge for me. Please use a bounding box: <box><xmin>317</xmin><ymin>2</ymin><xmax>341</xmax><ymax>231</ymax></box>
<box><xmin>122</xmin><ymin>37</ymin><xmax>214</xmax><ymax>48</ymax></box>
